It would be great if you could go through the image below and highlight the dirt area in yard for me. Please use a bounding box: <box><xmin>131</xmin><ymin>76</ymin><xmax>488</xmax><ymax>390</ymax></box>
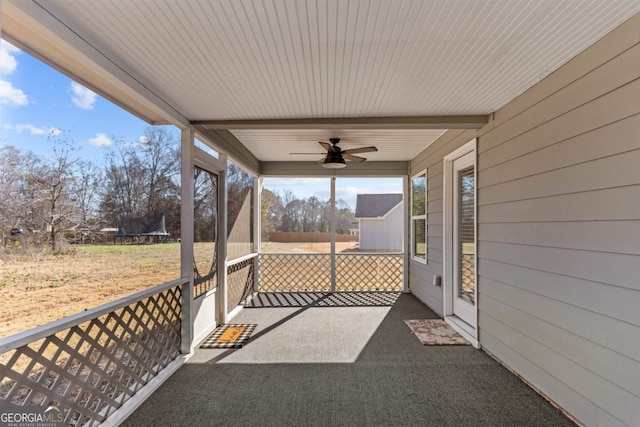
<box><xmin>1</xmin><ymin>240</ymin><xmax>374</xmax><ymax>339</ymax></box>
<box><xmin>260</xmin><ymin>241</ymin><xmax>357</xmax><ymax>253</ymax></box>
<box><xmin>0</xmin><ymin>244</ymin><xmax>181</xmax><ymax>338</ymax></box>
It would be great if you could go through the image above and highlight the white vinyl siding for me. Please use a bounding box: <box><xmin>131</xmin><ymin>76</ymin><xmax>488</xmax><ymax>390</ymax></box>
<box><xmin>410</xmin><ymin>12</ymin><xmax>640</xmax><ymax>427</ymax></box>
<box><xmin>359</xmin><ymin>202</ymin><xmax>404</xmax><ymax>252</ymax></box>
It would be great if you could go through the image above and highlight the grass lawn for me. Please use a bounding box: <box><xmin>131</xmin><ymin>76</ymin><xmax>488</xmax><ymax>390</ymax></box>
<box><xmin>0</xmin><ymin>243</ymin><xmax>180</xmax><ymax>338</ymax></box>
<box><xmin>0</xmin><ymin>241</ymin><xmax>401</xmax><ymax>338</ymax></box>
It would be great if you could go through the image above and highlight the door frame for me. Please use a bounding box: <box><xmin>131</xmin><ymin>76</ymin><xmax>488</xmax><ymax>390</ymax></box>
<box><xmin>192</xmin><ymin>147</ymin><xmax>227</xmax><ymax>337</ymax></box>
<box><xmin>443</xmin><ymin>139</ymin><xmax>480</xmax><ymax>348</ymax></box>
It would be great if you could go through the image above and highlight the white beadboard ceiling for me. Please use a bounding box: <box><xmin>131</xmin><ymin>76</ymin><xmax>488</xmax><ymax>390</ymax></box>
<box><xmin>231</xmin><ymin>129</ymin><xmax>448</xmax><ymax>162</ymax></box>
<box><xmin>5</xmin><ymin>0</ymin><xmax>640</xmax><ymax>162</ymax></box>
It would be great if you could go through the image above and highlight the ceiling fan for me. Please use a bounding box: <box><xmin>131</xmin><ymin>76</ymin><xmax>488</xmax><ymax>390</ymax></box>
<box><xmin>291</xmin><ymin>138</ymin><xmax>378</xmax><ymax>169</ymax></box>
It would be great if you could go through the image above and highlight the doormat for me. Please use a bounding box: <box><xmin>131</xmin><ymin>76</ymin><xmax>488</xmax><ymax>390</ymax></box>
<box><xmin>404</xmin><ymin>319</ymin><xmax>470</xmax><ymax>345</ymax></box>
<box><xmin>200</xmin><ymin>324</ymin><xmax>257</xmax><ymax>349</ymax></box>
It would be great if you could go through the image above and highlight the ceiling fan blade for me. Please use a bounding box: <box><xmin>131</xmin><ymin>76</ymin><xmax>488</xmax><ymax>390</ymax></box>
<box><xmin>319</xmin><ymin>141</ymin><xmax>335</xmax><ymax>153</ymax></box>
<box><xmin>290</xmin><ymin>152</ymin><xmax>325</xmax><ymax>155</ymax></box>
<box><xmin>316</xmin><ymin>157</ymin><xmax>327</xmax><ymax>164</ymax></box>
<box><xmin>342</xmin><ymin>146</ymin><xmax>378</xmax><ymax>155</ymax></box>
<box><xmin>343</xmin><ymin>153</ymin><xmax>366</xmax><ymax>163</ymax></box>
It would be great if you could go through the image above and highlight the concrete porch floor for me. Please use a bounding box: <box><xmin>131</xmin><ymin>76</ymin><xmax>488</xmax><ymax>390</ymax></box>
<box><xmin>123</xmin><ymin>293</ymin><xmax>574</xmax><ymax>426</ymax></box>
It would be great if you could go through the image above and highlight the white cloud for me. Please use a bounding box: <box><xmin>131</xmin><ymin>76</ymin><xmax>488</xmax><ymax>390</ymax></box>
<box><xmin>13</xmin><ymin>124</ymin><xmax>63</xmax><ymax>136</ymax></box>
<box><xmin>15</xmin><ymin>124</ymin><xmax>47</xmax><ymax>135</ymax></box>
<box><xmin>0</xmin><ymin>40</ymin><xmax>20</xmax><ymax>75</ymax></box>
<box><xmin>0</xmin><ymin>80</ymin><xmax>28</xmax><ymax>106</ymax></box>
<box><xmin>88</xmin><ymin>133</ymin><xmax>112</xmax><ymax>147</ymax></box>
<box><xmin>70</xmin><ymin>81</ymin><xmax>97</xmax><ymax>110</ymax></box>
<box><xmin>138</xmin><ymin>135</ymin><xmax>149</xmax><ymax>145</ymax></box>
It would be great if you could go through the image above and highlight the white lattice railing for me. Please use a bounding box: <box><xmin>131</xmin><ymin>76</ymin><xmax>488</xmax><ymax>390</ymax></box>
<box><xmin>259</xmin><ymin>254</ymin><xmax>331</xmax><ymax>292</ymax></box>
<box><xmin>336</xmin><ymin>254</ymin><xmax>403</xmax><ymax>291</ymax></box>
<box><xmin>460</xmin><ymin>253</ymin><xmax>475</xmax><ymax>302</ymax></box>
<box><xmin>0</xmin><ymin>279</ymin><xmax>184</xmax><ymax>426</ymax></box>
<box><xmin>227</xmin><ymin>254</ymin><xmax>257</xmax><ymax>312</ymax></box>
<box><xmin>258</xmin><ymin>253</ymin><xmax>403</xmax><ymax>292</ymax></box>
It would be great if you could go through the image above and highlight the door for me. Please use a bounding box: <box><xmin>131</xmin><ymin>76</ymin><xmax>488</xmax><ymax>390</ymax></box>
<box><xmin>191</xmin><ymin>149</ymin><xmax>227</xmax><ymax>345</ymax></box>
<box><xmin>193</xmin><ymin>166</ymin><xmax>219</xmax><ymax>298</ymax></box>
<box><xmin>451</xmin><ymin>151</ymin><xmax>476</xmax><ymax>327</ymax></box>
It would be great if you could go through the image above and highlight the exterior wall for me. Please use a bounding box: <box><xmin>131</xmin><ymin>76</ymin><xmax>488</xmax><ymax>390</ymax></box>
<box><xmin>409</xmin><ymin>13</ymin><xmax>640</xmax><ymax>427</ymax></box>
<box><xmin>359</xmin><ymin>202</ymin><xmax>404</xmax><ymax>251</ymax></box>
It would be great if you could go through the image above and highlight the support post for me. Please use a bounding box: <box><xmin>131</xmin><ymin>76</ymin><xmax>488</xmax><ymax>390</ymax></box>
<box><xmin>330</xmin><ymin>177</ymin><xmax>336</xmax><ymax>292</ymax></box>
<box><xmin>180</xmin><ymin>128</ymin><xmax>195</xmax><ymax>354</ymax></box>
<box><xmin>216</xmin><ymin>155</ymin><xmax>228</xmax><ymax>325</ymax></box>
<box><xmin>403</xmin><ymin>175</ymin><xmax>410</xmax><ymax>292</ymax></box>
<box><xmin>253</xmin><ymin>177</ymin><xmax>262</xmax><ymax>293</ymax></box>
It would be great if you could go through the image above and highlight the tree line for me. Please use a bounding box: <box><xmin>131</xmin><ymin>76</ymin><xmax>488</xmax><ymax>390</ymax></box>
<box><xmin>261</xmin><ymin>189</ymin><xmax>355</xmax><ymax>237</ymax></box>
<box><xmin>0</xmin><ymin>127</ymin><xmax>182</xmax><ymax>251</ymax></box>
<box><xmin>1</xmin><ymin>126</ymin><xmax>356</xmax><ymax>252</ymax></box>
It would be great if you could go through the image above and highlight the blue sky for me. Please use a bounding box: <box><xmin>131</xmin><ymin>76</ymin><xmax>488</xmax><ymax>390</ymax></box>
<box><xmin>1</xmin><ymin>39</ymin><xmax>403</xmax><ymax>209</ymax></box>
<box><xmin>264</xmin><ymin>177</ymin><xmax>403</xmax><ymax>211</ymax></box>
<box><xmin>0</xmin><ymin>39</ymin><xmax>166</xmax><ymax>163</ymax></box>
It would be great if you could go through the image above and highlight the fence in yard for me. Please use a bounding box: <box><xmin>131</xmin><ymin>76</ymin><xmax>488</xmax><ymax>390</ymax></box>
<box><xmin>266</xmin><ymin>232</ymin><xmax>358</xmax><ymax>243</ymax></box>
<box><xmin>0</xmin><ymin>279</ymin><xmax>184</xmax><ymax>426</ymax></box>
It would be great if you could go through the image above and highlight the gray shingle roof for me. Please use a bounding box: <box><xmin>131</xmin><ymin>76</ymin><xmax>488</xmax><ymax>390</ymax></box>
<box><xmin>355</xmin><ymin>194</ymin><xmax>403</xmax><ymax>218</ymax></box>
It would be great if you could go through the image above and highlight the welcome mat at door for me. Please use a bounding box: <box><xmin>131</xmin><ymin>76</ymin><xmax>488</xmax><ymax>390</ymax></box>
<box><xmin>404</xmin><ymin>319</ymin><xmax>470</xmax><ymax>345</ymax></box>
<box><xmin>200</xmin><ymin>324</ymin><xmax>257</xmax><ymax>349</ymax></box>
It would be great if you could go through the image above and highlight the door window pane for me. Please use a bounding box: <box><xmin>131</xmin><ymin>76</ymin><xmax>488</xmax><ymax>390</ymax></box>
<box><xmin>457</xmin><ymin>165</ymin><xmax>475</xmax><ymax>304</ymax></box>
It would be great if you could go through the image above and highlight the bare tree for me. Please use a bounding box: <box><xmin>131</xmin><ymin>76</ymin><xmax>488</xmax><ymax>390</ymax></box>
<box><xmin>68</xmin><ymin>160</ymin><xmax>103</xmax><ymax>242</ymax></box>
<box><xmin>100</xmin><ymin>127</ymin><xmax>181</xmax><ymax>236</ymax></box>
<box><xmin>27</xmin><ymin>135</ymin><xmax>80</xmax><ymax>251</ymax></box>
<box><xmin>260</xmin><ymin>188</ymin><xmax>282</xmax><ymax>238</ymax></box>
<box><xmin>0</xmin><ymin>146</ymin><xmax>33</xmax><ymax>245</ymax></box>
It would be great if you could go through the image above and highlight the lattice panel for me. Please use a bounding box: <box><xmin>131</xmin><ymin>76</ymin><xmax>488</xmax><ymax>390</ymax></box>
<box><xmin>227</xmin><ymin>257</ymin><xmax>255</xmax><ymax>311</ymax></box>
<box><xmin>194</xmin><ymin>263</ymin><xmax>217</xmax><ymax>299</ymax></box>
<box><xmin>336</xmin><ymin>255</ymin><xmax>403</xmax><ymax>291</ymax></box>
<box><xmin>259</xmin><ymin>254</ymin><xmax>331</xmax><ymax>292</ymax></box>
<box><xmin>458</xmin><ymin>164</ymin><xmax>475</xmax><ymax>305</ymax></box>
<box><xmin>461</xmin><ymin>254</ymin><xmax>475</xmax><ymax>303</ymax></box>
<box><xmin>0</xmin><ymin>285</ymin><xmax>182</xmax><ymax>426</ymax></box>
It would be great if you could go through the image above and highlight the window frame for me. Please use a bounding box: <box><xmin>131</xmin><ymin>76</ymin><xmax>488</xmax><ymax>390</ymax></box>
<box><xmin>411</xmin><ymin>170</ymin><xmax>427</xmax><ymax>263</ymax></box>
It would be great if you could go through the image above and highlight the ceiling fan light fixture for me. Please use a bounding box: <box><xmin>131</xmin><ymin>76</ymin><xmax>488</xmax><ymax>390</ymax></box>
<box><xmin>322</xmin><ymin>155</ymin><xmax>346</xmax><ymax>168</ymax></box>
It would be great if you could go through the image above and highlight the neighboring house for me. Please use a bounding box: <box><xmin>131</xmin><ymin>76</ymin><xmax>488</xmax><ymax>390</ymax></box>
<box><xmin>355</xmin><ymin>194</ymin><xmax>403</xmax><ymax>251</ymax></box>
<box><xmin>348</xmin><ymin>221</ymin><xmax>359</xmax><ymax>237</ymax></box>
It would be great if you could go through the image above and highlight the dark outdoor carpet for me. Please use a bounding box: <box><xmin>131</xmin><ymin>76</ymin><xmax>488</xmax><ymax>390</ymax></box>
<box><xmin>124</xmin><ymin>294</ymin><xmax>575</xmax><ymax>427</ymax></box>
<box><xmin>200</xmin><ymin>324</ymin><xmax>257</xmax><ymax>349</ymax></box>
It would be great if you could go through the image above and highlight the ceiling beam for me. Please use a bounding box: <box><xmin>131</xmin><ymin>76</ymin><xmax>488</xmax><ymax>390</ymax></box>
<box><xmin>195</xmin><ymin>128</ymin><xmax>260</xmax><ymax>175</ymax></box>
<box><xmin>260</xmin><ymin>161</ymin><xmax>409</xmax><ymax>177</ymax></box>
<box><xmin>192</xmin><ymin>115</ymin><xmax>489</xmax><ymax>130</ymax></box>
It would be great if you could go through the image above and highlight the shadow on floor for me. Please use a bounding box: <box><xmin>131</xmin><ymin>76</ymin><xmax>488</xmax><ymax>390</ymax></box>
<box><xmin>123</xmin><ymin>294</ymin><xmax>574</xmax><ymax>427</ymax></box>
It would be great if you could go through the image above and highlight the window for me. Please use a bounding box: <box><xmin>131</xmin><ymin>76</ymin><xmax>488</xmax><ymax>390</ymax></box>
<box><xmin>411</xmin><ymin>171</ymin><xmax>427</xmax><ymax>262</ymax></box>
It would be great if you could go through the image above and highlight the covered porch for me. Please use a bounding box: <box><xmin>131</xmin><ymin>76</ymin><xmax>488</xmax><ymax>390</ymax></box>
<box><xmin>1</xmin><ymin>1</ymin><xmax>640</xmax><ymax>426</ymax></box>
<box><xmin>124</xmin><ymin>293</ymin><xmax>572</xmax><ymax>427</ymax></box>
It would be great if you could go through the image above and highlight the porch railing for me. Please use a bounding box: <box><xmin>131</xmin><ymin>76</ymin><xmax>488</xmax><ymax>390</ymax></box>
<box><xmin>227</xmin><ymin>254</ymin><xmax>257</xmax><ymax>311</ymax></box>
<box><xmin>259</xmin><ymin>253</ymin><xmax>403</xmax><ymax>292</ymax></box>
<box><xmin>336</xmin><ymin>253</ymin><xmax>403</xmax><ymax>291</ymax></box>
<box><xmin>0</xmin><ymin>279</ymin><xmax>184</xmax><ymax>426</ymax></box>
<box><xmin>259</xmin><ymin>254</ymin><xmax>331</xmax><ymax>291</ymax></box>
